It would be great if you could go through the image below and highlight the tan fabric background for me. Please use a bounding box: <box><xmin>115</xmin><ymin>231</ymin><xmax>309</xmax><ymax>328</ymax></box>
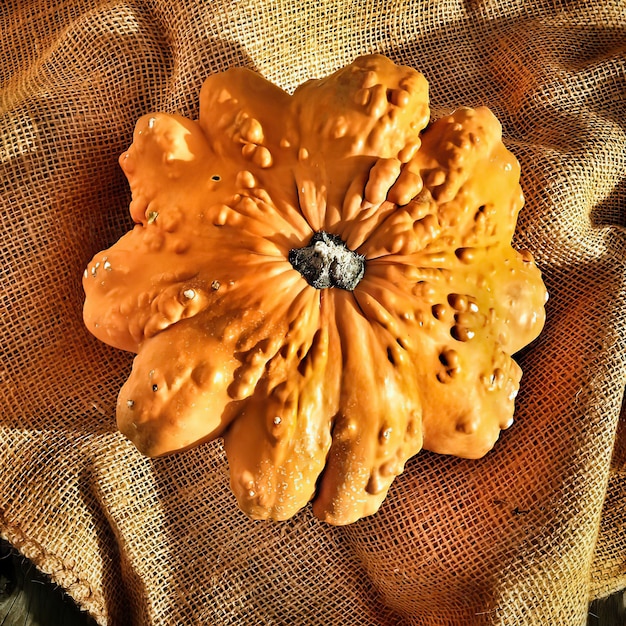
<box><xmin>1</xmin><ymin>0</ymin><xmax>625</xmax><ymax>624</ymax></box>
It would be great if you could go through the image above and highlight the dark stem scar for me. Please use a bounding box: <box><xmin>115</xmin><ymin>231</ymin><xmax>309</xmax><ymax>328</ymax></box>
<box><xmin>288</xmin><ymin>231</ymin><xmax>366</xmax><ymax>291</ymax></box>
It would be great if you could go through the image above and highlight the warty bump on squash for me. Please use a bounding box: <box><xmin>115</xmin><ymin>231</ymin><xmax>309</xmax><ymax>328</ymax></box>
<box><xmin>83</xmin><ymin>54</ymin><xmax>548</xmax><ymax>525</ymax></box>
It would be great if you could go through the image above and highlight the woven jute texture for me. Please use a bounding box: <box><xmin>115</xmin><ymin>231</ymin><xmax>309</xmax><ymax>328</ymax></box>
<box><xmin>1</xmin><ymin>0</ymin><xmax>625</xmax><ymax>624</ymax></box>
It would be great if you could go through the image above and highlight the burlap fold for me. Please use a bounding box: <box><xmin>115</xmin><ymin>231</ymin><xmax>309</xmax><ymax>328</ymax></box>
<box><xmin>1</xmin><ymin>1</ymin><xmax>624</xmax><ymax>624</ymax></box>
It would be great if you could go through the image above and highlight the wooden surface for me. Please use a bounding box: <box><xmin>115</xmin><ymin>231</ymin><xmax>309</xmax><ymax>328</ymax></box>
<box><xmin>0</xmin><ymin>540</ymin><xmax>96</xmax><ymax>626</ymax></box>
<box><xmin>588</xmin><ymin>592</ymin><xmax>626</xmax><ymax>626</ymax></box>
<box><xmin>1</xmin><ymin>538</ymin><xmax>625</xmax><ymax>625</ymax></box>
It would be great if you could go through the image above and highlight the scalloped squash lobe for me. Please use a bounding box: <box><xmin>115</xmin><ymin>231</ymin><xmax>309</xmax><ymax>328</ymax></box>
<box><xmin>83</xmin><ymin>55</ymin><xmax>547</xmax><ymax>525</ymax></box>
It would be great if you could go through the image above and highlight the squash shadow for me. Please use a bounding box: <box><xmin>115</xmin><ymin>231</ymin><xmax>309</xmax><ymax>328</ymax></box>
<box><xmin>381</xmin><ymin>10</ymin><xmax>626</xmax><ymax>134</ymax></box>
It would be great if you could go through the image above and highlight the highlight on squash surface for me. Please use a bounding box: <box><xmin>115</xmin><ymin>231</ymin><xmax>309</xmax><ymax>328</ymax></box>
<box><xmin>83</xmin><ymin>55</ymin><xmax>548</xmax><ymax>525</ymax></box>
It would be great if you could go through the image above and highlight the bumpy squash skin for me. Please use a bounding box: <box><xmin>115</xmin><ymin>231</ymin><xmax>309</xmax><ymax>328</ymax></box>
<box><xmin>83</xmin><ymin>55</ymin><xmax>547</xmax><ymax>525</ymax></box>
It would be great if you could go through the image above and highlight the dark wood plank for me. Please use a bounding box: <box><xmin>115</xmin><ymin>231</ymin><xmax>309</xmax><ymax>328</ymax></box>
<box><xmin>1</xmin><ymin>540</ymin><xmax>95</xmax><ymax>626</ymax></box>
<box><xmin>2</xmin><ymin>537</ymin><xmax>625</xmax><ymax>625</ymax></box>
<box><xmin>588</xmin><ymin>590</ymin><xmax>626</xmax><ymax>626</ymax></box>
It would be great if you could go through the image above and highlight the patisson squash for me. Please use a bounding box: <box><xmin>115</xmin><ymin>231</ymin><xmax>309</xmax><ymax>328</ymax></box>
<box><xmin>83</xmin><ymin>55</ymin><xmax>547</xmax><ymax>525</ymax></box>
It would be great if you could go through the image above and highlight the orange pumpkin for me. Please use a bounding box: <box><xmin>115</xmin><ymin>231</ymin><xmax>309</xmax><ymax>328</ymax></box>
<box><xmin>83</xmin><ymin>55</ymin><xmax>547</xmax><ymax>525</ymax></box>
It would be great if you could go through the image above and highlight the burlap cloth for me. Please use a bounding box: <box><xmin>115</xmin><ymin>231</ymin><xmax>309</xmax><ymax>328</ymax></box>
<box><xmin>1</xmin><ymin>0</ymin><xmax>625</xmax><ymax>624</ymax></box>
